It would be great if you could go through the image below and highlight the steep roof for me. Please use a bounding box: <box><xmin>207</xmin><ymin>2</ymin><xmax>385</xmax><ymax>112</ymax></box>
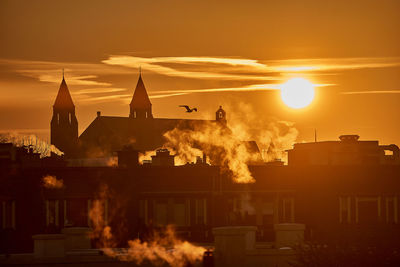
<box><xmin>130</xmin><ymin>74</ymin><xmax>152</xmax><ymax>109</ymax></box>
<box><xmin>54</xmin><ymin>78</ymin><xmax>75</xmax><ymax>109</ymax></box>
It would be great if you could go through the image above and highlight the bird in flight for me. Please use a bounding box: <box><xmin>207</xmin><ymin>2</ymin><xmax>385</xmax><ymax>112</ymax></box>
<box><xmin>179</xmin><ymin>105</ymin><xmax>198</xmax><ymax>113</ymax></box>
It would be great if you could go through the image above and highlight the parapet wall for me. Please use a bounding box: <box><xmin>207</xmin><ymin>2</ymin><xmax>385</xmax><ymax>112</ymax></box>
<box><xmin>212</xmin><ymin>224</ymin><xmax>305</xmax><ymax>267</ymax></box>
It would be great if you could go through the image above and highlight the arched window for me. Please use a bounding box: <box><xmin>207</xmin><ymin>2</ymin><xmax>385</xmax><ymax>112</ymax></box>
<box><xmin>57</xmin><ymin>113</ymin><xmax>60</xmax><ymax>124</ymax></box>
<box><xmin>219</xmin><ymin>112</ymin><xmax>223</xmax><ymax>119</ymax></box>
<box><xmin>69</xmin><ymin>113</ymin><xmax>71</xmax><ymax>124</ymax></box>
<box><xmin>134</xmin><ymin>111</ymin><xmax>137</xmax><ymax>118</ymax></box>
<box><xmin>145</xmin><ymin>111</ymin><xmax>148</xmax><ymax>118</ymax></box>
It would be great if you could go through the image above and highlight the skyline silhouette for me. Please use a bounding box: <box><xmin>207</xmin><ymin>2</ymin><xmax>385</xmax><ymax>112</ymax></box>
<box><xmin>0</xmin><ymin>0</ymin><xmax>399</xmax><ymax>147</ymax></box>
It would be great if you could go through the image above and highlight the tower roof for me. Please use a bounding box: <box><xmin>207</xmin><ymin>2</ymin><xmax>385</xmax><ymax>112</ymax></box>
<box><xmin>130</xmin><ymin>74</ymin><xmax>152</xmax><ymax>109</ymax></box>
<box><xmin>54</xmin><ymin>77</ymin><xmax>75</xmax><ymax>109</ymax></box>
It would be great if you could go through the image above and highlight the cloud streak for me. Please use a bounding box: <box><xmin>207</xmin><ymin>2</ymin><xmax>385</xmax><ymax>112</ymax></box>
<box><xmin>148</xmin><ymin>82</ymin><xmax>333</xmax><ymax>99</ymax></box>
<box><xmin>2</xmin><ymin>56</ymin><xmax>400</xmax><ymax>103</ymax></box>
<box><xmin>102</xmin><ymin>56</ymin><xmax>276</xmax><ymax>81</ymax></box>
<box><xmin>341</xmin><ymin>90</ymin><xmax>400</xmax><ymax>95</ymax></box>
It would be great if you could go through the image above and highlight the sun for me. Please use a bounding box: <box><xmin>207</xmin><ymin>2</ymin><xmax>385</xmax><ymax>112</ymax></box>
<box><xmin>280</xmin><ymin>78</ymin><xmax>315</xmax><ymax>109</ymax></box>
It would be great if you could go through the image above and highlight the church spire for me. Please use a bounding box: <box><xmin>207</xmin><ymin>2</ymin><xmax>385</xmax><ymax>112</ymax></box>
<box><xmin>129</xmin><ymin>71</ymin><xmax>153</xmax><ymax>119</ymax></box>
<box><xmin>51</xmin><ymin>71</ymin><xmax>79</xmax><ymax>158</ymax></box>
<box><xmin>54</xmin><ymin>73</ymin><xmax>75</xmax><ymax>109</ymax></box>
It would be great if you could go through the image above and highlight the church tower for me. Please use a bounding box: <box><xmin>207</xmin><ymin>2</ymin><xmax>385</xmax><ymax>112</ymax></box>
<box><xmin>50</xmin><ymin>73</ymin><xmax>78</xmax><ymax>157</ymax></box>
<box><xmin>216</xmin><ymin>106</ymin><xmax>227</xmax><ymax>125</ymax></box>
<box><xmin>129</xmin><ymin>73</ymin><xmax>153</xmax><ymax>119</ymax></box>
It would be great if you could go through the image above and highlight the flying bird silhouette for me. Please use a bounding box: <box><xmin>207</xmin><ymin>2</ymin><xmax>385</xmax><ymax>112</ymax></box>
<box><xmin>179</xmin><ymin>105</ymin><xmax>198</xmax><ymax>113</ymax></box>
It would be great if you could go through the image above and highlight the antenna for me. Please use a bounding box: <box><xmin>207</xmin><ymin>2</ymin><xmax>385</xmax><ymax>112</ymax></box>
<box><xmin>314</xmin><ymin>129</ymin><xmax>317</xmax><ymax>143</ymax></box>
<box><xmin>62</xmin><ymin>68</ymin><xmax>64</xmax><ymax>79</ymax></box>
<box><xmin>139</xmin><ymin>66</ymin><xmax>142</xmax><ymax>75</ymax></box>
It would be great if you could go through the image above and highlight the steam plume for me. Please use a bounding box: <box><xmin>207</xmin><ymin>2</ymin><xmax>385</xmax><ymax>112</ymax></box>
<box><xmin>0</xmin><ymin>132</ymin><xmax>63</xmax><ymax>157</ymax></box>
<box><xmin>162</xmin><ymin>104</ymin><xmax>298</xmax><ymax>183</ymax></box>
<box><xmin>42</xmin><ymin>175</ymin><xmax>64</xmax><ymax>189</ymax></box>
<box><xmin>88</xmin><ymin>186</ymin><xmax>205</xmax><ymax>266</ymax></box>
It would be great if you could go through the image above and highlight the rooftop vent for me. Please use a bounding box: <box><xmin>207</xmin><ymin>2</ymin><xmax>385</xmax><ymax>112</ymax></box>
<box><xmin>339</xmin><ymin>135</ymin><xmax>360</xmax><ymax>142</ymax></box>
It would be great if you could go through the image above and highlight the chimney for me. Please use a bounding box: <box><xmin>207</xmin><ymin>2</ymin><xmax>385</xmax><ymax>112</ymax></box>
<box><xmin>117</xmin><ymin>146</ymin><xmax>139</xmax><ymax>167</ymax></box>
<box><xmin>151</xmin><ymin>148</ymin><xmax>175</xmax><ymax>166</ymax></box>
<box><xmin>97</xmin><ymin>111</ymin><xmax>101</xmax><ymax>117</ymax></box>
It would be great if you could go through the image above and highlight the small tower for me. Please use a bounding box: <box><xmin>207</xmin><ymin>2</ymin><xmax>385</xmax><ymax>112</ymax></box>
<box><xmin>216</xmin><ymin>106</ymin><xmax>227</xmax><ymax>125</ymax></box>
<box><xmin>129</xmin><ymin>72</ymin><xmax>153</xmax><ymax>119</ymax></box>
<box><xmin>50</xmin><ymin>73</ymin><xmax>78</xmax><ymax>157</ymax></box>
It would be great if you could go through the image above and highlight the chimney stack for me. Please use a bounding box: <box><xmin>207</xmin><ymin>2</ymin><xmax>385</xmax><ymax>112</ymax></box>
<box><xmin>97</xmin><ymin>111</ymin><xmax>101</xmax><ymax>117</ymax></box>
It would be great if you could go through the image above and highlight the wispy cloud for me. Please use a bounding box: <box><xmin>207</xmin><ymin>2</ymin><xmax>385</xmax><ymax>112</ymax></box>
<box><xmin>0</xmin><ymin>58</ymin><xmax>132</xmax><ymax>87</ymax></box>
<box><xmin>148</xmin><ymin>82</ymin><xmax>335</xmax><ymax>99</ymax></box>
<box><xmin>75</xmin><ymin>88</ymin><xmax>127</xmax><ymax>95</ymax></box>
<box><xmin>268</xmin><ymin>57</ymin><xmax>400</xmax><ymax>72</ymax></box>
<box><xmin>103</xmin><ymin>55</ymin><xmax>400</xmax><ymax>80</ymax></box>
<box><xmin>79</xmin><ymin>94</ymin><xmax>132</xmax><ymax>103</ymax></box>
<box><xmin>102</xmin><ymin>56</ymin><xmax>276</xmax><ymax>81</ymax></box>
<box><xmin>2</xmin><ymin>56</ymin><xmax>399</xmax><ymax>103</ymax></box>
<box><xmin>341</xmin><ymin>90</ymin><xmax>400</xmax><ymax>95</ymax></box>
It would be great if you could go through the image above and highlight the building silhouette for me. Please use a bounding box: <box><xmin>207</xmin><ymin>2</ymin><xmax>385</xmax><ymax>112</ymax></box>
<box><xmin>75</xmin><ymin>73</ymin><xmax>233</xmax><ymax>158</ymax></box>
<box><xmin>1</xmin><ymin>71</ymin><xmax>399</xmax><ymax>258</ymax></box>
<box><xmin>50</xmin><ymin>75</ymin><xmax>78</xmax><ymax>158</ymax></box>
<box><xmin>288</xmin><ymin>134</ymin><xmax>400</xmax><ymax>165</ymax></box>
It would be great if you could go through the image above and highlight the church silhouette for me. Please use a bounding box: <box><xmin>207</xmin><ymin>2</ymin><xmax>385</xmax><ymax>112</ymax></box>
<box><xmin>50</xmin><ymin>73</ymin><xmax>232</xmax><ymax>158</ymax></box>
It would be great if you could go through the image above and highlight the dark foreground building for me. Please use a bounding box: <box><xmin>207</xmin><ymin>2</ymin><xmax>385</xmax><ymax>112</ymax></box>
<box><xmin>1</xmin><ymin>138</ymin><xmax>399</xmax><ymax>253</ymax></box>
<box><xmin>2</xmin><ymin>73</ymin><xmax>400</xmax><ymax>257</ymax></box>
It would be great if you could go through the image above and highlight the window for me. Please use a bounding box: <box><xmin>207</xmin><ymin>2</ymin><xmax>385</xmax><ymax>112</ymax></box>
<box><xmin>356</xmin><ymin>196</ymin><xmax>381</xmax><ymax>224</ymax></box>
<box><xmin>282</xmin><ymin>198</ymin><xmax>294</xmax><ymax>223</ymax></box>
<box><xmin>1</xmin><ymin>200</ymin><xmax>16</xmax><ymax>229</ymax></box>
<box><xmin>339</xmin><ymin>196</ymin><xmax>351</xmax><ymax>223</ymax></box>
<box><xmin>139</xmin><ymin>199</ymin><xmax>149</xmax><ymax>224</ymax></box>
<box><xmin>195</xmin><ymin>198</ymin><xmax>207</xmax><ymax>225</ymax></box>
<box><xmin>173</xmin><ymin>199</ymin><xmax>187</xmax><ymax>227</ymax></box>
<box><xmin>134</xmin><ymin>111</ymin><xmax>137</xmax><ymax>118</ymax></box>
<box><xmin>386</xmin><ymin>196</ymin><xmax>398</xmax><ymax>223</ymax></box>
<box><xmin>219</xmin><ymin>112</ymin><xmax>223</xmax><ymax>119</ymax></box>
<box><xmin>69</xmin><ymin>113</ymin><xmax>72</xmax><ymax>124</ymax></box>
<box><xmin>57</xmin><ymin>113</ymin><xmax>60</xmax><ymax>124</ymax></box>
<box><xmin>261</xmin><ymin>201</ymin><xmax>274</xmax><ymax>226</ymax></box>
<box><xmin>46</xmin><ymin>200</ymin><xmax>59</xmax><ymax>226</ymax></box>
<box><xmin>64</xmin><ymin>199</ymin><xmax>88</xmax><ymax>227</ymax></box>
<box><xmin>154</xmin><ymin>200</ymin><xmax>168</xmax><ymax>226</ymax></box>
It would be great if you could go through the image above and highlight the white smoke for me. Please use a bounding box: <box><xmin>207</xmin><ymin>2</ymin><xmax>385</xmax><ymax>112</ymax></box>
<box><xmin>0</xmin><ymin>132</ymin><xmax>63</xmax><ymax>157</ymax></box>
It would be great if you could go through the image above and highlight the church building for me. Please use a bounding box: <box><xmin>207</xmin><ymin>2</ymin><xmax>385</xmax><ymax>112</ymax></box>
<box><xmin>50</xmin><ymin>74</ymin><xmax>79</xmax><ymax>158</ymax></box>
<box><xmin>50</xmin><ymin>73</ymin><xmax>240</xmax><ymax>159</ymax></box>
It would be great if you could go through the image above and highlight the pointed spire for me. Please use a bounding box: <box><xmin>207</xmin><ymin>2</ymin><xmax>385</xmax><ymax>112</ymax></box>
<box><xmin>54</xmin><ymin>72</ymin><xmax>75</xmax><ymax>109</ymax></box>
<box><xmin>130</xmin><ymin>72</ymin><xmax>152</xmax><ymax>109</ymax></box>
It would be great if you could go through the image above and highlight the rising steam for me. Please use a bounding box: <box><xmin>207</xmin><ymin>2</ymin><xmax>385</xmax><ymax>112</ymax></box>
<box><xmin>161</xmin><ymin>103</ymin><xmax>298</xmax><ymax>183</ymax></box>
<box><xmin>42</xmin><ymin>175</ymin><xmax>64</xmax><ymax>189</ymax></box>
<box><xmin>0</xmin><ymin>132</ymin><xmax>63</xmax><ymax>157</ymax></box>
<box><xmin>89</xmin><ymin>185</ymin><xmax>205</xmax><ymax>267</ymax></box>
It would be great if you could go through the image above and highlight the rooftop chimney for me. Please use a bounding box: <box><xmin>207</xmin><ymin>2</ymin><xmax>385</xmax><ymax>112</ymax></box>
<box><xmin>97</xmin><ymin>111</ymin><xmax>101</xmax><ymax>117</ymax></box>
<box><xmin>339</xmin><ymin>135</ymin><xmax>359</xmax><ymax>142</ymax></box>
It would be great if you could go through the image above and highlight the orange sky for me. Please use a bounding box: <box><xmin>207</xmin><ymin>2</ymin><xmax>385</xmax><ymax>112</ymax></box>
<box><xmin>0</xmin><ymin>0</ymin><xmax>399</xmax><ymax>146</ymax></box>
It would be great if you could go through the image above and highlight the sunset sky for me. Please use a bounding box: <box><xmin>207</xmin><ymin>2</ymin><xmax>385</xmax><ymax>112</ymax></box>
<box><xmin>1</xmin><ymin>0</ymin><xmax>399</xmax><ymax>147</ymax></box>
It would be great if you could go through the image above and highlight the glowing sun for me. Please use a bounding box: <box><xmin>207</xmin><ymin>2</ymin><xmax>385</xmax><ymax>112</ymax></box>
<box><xmin>280</xmin><ymin>78</ymin><xmax>315</xmax><ymax>109</ymax></box>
